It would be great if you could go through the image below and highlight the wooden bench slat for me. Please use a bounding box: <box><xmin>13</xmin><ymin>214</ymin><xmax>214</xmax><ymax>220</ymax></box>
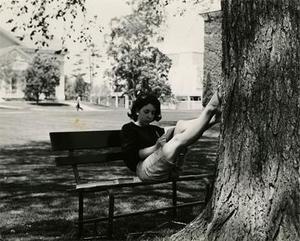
<box><xmin>50</xmin><ymin>130</ymin><xmax>121</xmax><ymax>151</ymax></box>
<box><xmin>55</xmin><ymin>152</ymin><xmax>123</xmax><ymax>166</ymax></box>
<box><xmin>176</xmin><ymin>174</ymin><xmax>212</xmax><ymax>181</ymax></box>
<box><xmin>75</xmin><ymin>174</ymin><xmax>213</xmax><ymax>192</ymax></box>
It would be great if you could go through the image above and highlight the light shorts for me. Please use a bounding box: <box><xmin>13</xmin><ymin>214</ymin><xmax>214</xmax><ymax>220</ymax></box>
<box><xmin>136</xmin><ymin>147</ymin><xmax>182</xmax><ymax>182</ymax></box>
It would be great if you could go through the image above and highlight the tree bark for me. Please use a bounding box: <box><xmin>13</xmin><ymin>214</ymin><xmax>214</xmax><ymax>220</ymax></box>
<box><xmin>36</xmin><ymin>93</ymin><xmax>39</xmax><ymax>104</ymax></box>
<box><xmin>171</xmin><ymin>1</ymin><xmax>300</xmax><ymax>240</ymax></box>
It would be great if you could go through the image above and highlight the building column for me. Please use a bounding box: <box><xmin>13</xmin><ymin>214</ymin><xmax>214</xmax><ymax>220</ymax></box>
<box><xmin>115</xmin><ymin>95</ymin><xmax>118</xmax><ymax>108</ymax></box>
<box><xmin>125</xmin><ymin>95</ymin><xmax>129</xmax><ymax>109</ymax></box>
<box><xmin>55</xmin><ymin>56</ymin><xmax>65</xmax><ymax>101</ymax></box>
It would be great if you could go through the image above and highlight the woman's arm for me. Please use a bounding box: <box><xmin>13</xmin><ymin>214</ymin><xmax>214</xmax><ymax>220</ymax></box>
<box><xmin>138</xmin><ymin>145</ymin><xmax>158</xmax><ymax>160</ymax></box>
<box><xmin>122</xmin><ymin>124</ymin><xmax>164</xmax><ymax>161</ymax></box>
<box><xmin>138</xmin><ymin>128</ymin><xmax>167</xmax><ymax>159</ymax></box>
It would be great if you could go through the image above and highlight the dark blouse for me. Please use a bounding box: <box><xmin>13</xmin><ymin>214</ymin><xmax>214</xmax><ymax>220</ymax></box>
<box><xmin>120</xmin><ymin>122</ymin><xmax>164</xmax><ymax>172</ymax></box>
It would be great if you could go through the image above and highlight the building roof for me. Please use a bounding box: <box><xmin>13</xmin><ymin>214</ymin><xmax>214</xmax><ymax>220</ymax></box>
<box><xmin>0</xmin><ymin>26</ymin><xmax>63</xmax><ymax>53</ymax></box>
<box><xmin>0</xmin><ymin>27</ymin><xmax>22</xmax><ymax>48</ymax></box>
<box><xmin>0</xmin><ymin>45</ymin><xmax>31</xmax><ymax>60</ymax></box>
<box><xmin>0</xmin><ymin>26</ymin><xmax>23</xmax><ymax>46</ymax></box>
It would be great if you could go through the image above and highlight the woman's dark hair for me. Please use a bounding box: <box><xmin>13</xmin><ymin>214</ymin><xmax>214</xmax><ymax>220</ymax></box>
<box><xmin>128</xmin><ymin>94</ymin><xmax>162</xmax><ymax>121</ymax></box>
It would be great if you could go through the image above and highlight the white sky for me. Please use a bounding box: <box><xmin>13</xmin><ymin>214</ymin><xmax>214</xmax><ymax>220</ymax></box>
<box><xmin>67</xmin><ymin>0</ymin><xmax>132</xmax><ymax>51</ymax></box>
<box><xmin>86</xmin><ymin>0</ymin><xmax>131</xmax><ymax>27</ymax></box>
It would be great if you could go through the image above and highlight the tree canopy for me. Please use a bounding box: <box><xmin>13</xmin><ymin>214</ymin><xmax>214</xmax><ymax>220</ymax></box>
<box><xmin>0</xmin><ymin>0</ymin><xmax>102</xmax><ymax>51</ymax></box>
<box><xmin>24</xmin><ymin>54</ymin><xmax>60</xmax><ymax>103</ymax></box>
<box><xmin>74</xmin><ymin>73</ymin><xmax>90</xmax><ymax>98</ymax></box>
<box><xmin>106</xmin><ymin>0</ymin><xmax>173</xmax><ymax>101</ymax></box>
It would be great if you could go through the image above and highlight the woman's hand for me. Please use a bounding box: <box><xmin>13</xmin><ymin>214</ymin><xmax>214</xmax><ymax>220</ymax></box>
<box><xmin>155</xmin><ymin>134</ymin><xmax>167</xmax><ymax>149</ymax></box>
<box><xmin>139</xmin><ymin>134</ymin><xmax>166</xmax><ymax>160</ymax></box>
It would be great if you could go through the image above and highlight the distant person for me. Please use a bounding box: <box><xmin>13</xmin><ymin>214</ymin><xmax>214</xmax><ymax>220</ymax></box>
<box><xmin>120</xmin><ymin>92</ymin><xmax>221</xmax><ymax>182</ymax></box>
<box><xmin>76</xmin><ymin>95</ymin><xmax>83</xmax><ymax>111</ymax></box>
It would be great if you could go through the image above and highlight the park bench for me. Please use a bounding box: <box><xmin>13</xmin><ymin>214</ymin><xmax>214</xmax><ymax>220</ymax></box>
<box><xmin>49</xmin><ymin>130</ymin><xmax>213</xmax><ymax>239</ymax></box>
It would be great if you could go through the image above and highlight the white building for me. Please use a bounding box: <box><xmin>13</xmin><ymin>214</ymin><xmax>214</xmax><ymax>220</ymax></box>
<box><xmin>158</xmin><ymin>12</ymin><xmax>205</xmax><ymax>109</ymax></box>
<box><xmin>0</xmin><ymin>27</ymin><xmax>65</xmax><ymax>101</ymax></box>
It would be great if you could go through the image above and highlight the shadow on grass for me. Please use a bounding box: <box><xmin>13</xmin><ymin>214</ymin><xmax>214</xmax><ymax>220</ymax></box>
<box><xmin>0</xmin><ymin>135</ymin><xmax>218</xmax><ymax>241</ymax></box>
<box><xmin>29</xmin><ymin>102</ymin><xmax>69</xmax><ymax>106</ymax></box>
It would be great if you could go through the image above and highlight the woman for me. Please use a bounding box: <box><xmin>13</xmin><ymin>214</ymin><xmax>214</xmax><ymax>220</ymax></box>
<box><xmin>121</xmin><ymin>92</ymin><xmax>221</xmax><ymax>182</ymax></box>
<box><xmin>76</xmin><ymin>94</ymin><xmax>83</xmax><ymax>111</ymax></box>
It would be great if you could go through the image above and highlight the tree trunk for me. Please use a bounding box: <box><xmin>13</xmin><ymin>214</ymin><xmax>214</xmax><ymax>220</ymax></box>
<box><xmin>36</xmin><ymin>93</ymin><xmax>39</xmax><ymax>104</ymax></box>
<box><xmin>171</xmin><ymin>1</ymin><xmax>300</xmax><ymax>240</ymax></box>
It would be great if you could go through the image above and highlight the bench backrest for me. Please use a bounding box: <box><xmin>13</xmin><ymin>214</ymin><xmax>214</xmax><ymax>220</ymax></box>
<box><xmin>50</xmin><ymin>128</ymin><xmax>191</xmax><ymax>186</ymax></box>
<box><xmin>50</xmin><ymin>130</ymin><xmax>124</xmax><ymax>184</ymax></box>
<box><xmin>50</xmin><ymin>130</ymin><xmax>123</xmax><ymax>166</ymax></box>
<box><xmin>50</xmin><ymin>130</ymin><xmax>121</xmax><ymax>151</ymax></box>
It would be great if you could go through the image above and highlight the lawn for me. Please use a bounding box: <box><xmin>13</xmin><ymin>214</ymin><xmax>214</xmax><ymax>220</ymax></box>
<box><xmin>0</xmin><ymin>102</ymin><xmax>219</xmax><ymax>241</ymax></box>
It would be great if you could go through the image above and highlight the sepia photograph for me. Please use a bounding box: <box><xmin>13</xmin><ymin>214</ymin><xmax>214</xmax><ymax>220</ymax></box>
<box><xmin>0</xmin><ymin>0</ymin><xmax>299</xmax><ymax>240</ymax></box>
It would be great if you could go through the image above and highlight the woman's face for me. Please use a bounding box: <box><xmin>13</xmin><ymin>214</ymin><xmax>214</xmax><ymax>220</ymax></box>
<box><xmin>137</xmin><ymin>103</ymin><xmax>156</xmax><ymax>126</ymax></box>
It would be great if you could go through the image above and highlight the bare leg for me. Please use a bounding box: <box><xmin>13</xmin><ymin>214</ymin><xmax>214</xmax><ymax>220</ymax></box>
<box><xmin>162</xmin><ymin>92</ymin><xmax>221</xmax><ymax>161</ymax></box>
<box><xmin>173</xmin><ymin>97</ymin><xmax>221</xmax><ymax>137</ymax></box>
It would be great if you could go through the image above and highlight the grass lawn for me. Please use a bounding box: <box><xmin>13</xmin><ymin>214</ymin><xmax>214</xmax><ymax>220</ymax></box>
<box><xmin>0</xmin><ymin>101</ymin><xmax>219</xmax><ymax>241</ymax></box>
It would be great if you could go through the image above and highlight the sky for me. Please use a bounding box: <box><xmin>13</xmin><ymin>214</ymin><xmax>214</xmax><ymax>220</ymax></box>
<box><xmin>86</xmin><ymin>0</ymin><xmax>131</xmax><ymax>27</ymax></box>
<box><xmin>65</xmin><ymin>0</ymin><xmax>132</xmax><ymax>51</ymax></box>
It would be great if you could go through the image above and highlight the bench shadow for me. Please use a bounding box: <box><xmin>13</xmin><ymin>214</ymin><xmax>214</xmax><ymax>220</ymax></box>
<box><xmin>0</xmin><ymin>135</ymin><xmax>219</xmax><ymax>240</ymax></box>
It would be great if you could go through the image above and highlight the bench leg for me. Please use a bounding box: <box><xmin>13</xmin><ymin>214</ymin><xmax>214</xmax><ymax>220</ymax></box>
<box><xmin>172</xmin><ymin>180</ymin><xmax>177</xmax><ymax>219</ymax></box>
<box><xmin>78</xmin><ymin>192</ymin><xmax>84</xmax><ymax>238</ymax></box>
<box><xmin>107</xmin><ymin>190</ymin><xmax>114</xmax><ymax>239</ymax></box>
